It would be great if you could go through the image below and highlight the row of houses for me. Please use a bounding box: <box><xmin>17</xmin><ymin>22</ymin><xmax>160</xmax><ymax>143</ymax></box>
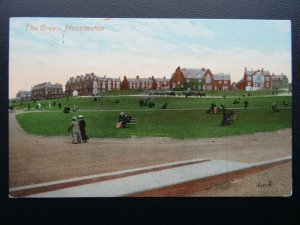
<box><xmin>65</xmin><ymin>73</ymin><xmax>121</xmax><ymax>96</ymax></box>
<box><xmin>15</xmin><ymin>66</ymin><xmax>289</xmax><ymax>100</ymax></box>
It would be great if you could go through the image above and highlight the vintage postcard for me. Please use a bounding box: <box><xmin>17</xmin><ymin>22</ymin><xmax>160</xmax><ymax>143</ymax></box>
<box><xmin>8</xmin><ymin>18</ymin><xmax>292</xmax><ymax>197</ymax></box>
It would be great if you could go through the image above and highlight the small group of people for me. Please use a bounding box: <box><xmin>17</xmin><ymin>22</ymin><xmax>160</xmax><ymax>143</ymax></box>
<box><xmin>68</xmin><ymin>115</ymin><xmax>89</xmax><ymax>144</ymax></box>
<box><xmin>116</xmin><ymin>112</ymin><xmax>132</xmax><ymax>128</ymax></box>
<box><xmin>207</xmin><ymin>103</ymin><xmax>225</xmax><ymax>114</ymax></box>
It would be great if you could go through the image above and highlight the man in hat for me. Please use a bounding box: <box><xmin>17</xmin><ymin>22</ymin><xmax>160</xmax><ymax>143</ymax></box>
<box><xmin>68</xmin><ymin>116</ymin><xmax>82</xmax><ymax>144</ymax></box>
<box><xmin>78</xmin><ymin>115</ymin><xmax>88</xmax><ymax>142</ymax></box>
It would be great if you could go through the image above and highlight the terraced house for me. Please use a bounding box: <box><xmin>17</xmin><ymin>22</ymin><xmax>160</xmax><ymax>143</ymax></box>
<box><xmin>121</xmin><ymin>75</ymin><xmax>170</xmax><ymax>90</ymax></box>
<box><xmin>170</xmin><ymin>66</ymin><xmax>231</xmax><ymax>91</ymax></box>
<box><xmin>31</xmin><ymin>82</ymin><xmax>63</xmax><ymax>99</ymax></box>
<box><xmin>65</xmin><ymin>73</ymin><xmax>121</xmax><ymax>96</ymax></box>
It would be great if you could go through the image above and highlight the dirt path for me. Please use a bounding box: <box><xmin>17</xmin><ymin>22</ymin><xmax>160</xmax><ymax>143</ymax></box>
<box><xmin>9</xmin><ymin>112</ymin><xmax>292</xmax><ymax>190</ymax></box>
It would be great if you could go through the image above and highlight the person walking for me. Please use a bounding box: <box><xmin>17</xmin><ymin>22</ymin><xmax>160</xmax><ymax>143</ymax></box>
<box><xmin>78</xmin><ymin>115</ymin><xmax>88</xmax><ymax>142</ymax></box>
<box><xmin>68</xmin><ymin>116</ymin><xmax>82</xmax><ymax>144</ymax></box>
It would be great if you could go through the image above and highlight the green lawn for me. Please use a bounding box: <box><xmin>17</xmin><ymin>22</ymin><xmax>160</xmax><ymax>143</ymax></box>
<box><xmin>15</xmin><ymin>95</ymin><xmax>292</xmax><ymax>139</ymax></box>
<box><xmin>11</xmin><ymin>94</ymin><xmax>291</xmax><ymax>111</ymax></box>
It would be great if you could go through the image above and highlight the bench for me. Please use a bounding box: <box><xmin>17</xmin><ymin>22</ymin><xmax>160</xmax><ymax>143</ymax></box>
<box><xmin>227</xmin><ymin>114</ymin><xmax>238</xmax><ymax>122</ymax></box>
<box><xmin>126</xmin><ymin>118</ymin><xmax>137</xmax><ymax>128</ymax></box>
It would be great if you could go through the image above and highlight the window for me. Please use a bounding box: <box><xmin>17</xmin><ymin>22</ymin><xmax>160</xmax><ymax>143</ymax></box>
<box><xmin>247</xmin><ymin>76</ymin><xmax>252</xmax><ymax>81</ymax></box>
<box><xmin>266</xmin><ymin>76</ymin><xmax>270</xmax><ymax>81</ymax></box>
<box><xmin>224</xmin><ymin>81</ymin><xmax>227</xmax><ymax>84</ymax></box>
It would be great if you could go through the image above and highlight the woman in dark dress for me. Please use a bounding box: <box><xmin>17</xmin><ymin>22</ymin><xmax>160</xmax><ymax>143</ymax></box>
<box><xmin>78</xmin><ymin>115</ymin><xmax>88</xmax><ymax>142</ymax></box>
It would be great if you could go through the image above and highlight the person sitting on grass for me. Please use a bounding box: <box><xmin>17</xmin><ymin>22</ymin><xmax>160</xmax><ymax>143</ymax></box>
<box><xmin>271</xmin><ymin>103</ymin><xmax>280</xmax><ymax>112</ymax></box>
<box><xmin>207</xmin><ymin>103</ymin><xmax>217</xmax><ymax>114</ymax></box>
<box><xmin>283</xmin><ymin>100</ymin><xmax>289</xmax><ymax>106</ymax></box>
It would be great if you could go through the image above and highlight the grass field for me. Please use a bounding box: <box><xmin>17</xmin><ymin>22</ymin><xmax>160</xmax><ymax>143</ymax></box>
<box><xmin>14</xmin><ymin>94</ymin><xmax>292</xmax><ymax>139</ymax></box>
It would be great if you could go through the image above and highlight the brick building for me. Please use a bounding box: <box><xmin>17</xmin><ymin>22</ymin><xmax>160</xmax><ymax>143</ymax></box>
<box><xmin>210</xmin><ymin>73</ymin><xmax>231</xmax><ymax>91</ymax></box>
<box><xmin>236</xmin><ymin>67</ymin><xmax>272</xmax><ymax>91</ymax></box>
<box><xmin>169</xmin><ymin>66</ymin><xmax>231</xmax><ymax>91</ymax></box>
<box><xmin>31</xmin><ymin>82</ymin><xmax>63</xmax><ymax>99</ymax></box>
<box><xmin>65</xmin><ymin>73</ymin><xmax>121</xmax><ymax>96</ymax></box>
<box><xmin>154</xmin><ymin>76</ymin><xmax>170</xmax><ymax>90</ymax></box>
<box><xmin>121</xmin><ymin>75</ymin><xmax>170</xmax><ymax>90</ymax></box>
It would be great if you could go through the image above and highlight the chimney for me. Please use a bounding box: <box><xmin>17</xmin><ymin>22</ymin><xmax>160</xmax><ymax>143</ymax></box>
<box><xmin>261</xmin><ymin>68</ymin><xmax>263</xmax><ymax>71</ymax></box>
<box><xmin>136</xmin><ymin>75</ymin><xmax>139</xmax><ymax>79</ymax></box>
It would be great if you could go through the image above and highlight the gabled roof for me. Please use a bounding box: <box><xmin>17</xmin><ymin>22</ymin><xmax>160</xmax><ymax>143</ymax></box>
<box><xmin>213</xmin><ymin>73</ymin><xmax>230</xmax><ymax>81</ymax></box>
<box><xmin>32</xmin><ymin>82</ymin><xmax>62</xmax><ymax>90</ymax></box>
<box><xmin>237</xmin><ymin>78</ymin><xmax>244</xmax><ymax>84</ymax></box>
<box><xmin>127</xmin><ymin>78</ymin><xmax>141</xmax><ymax>83</ymax></box>
<box><xmin>180</xmin><ymin>68</ymin><xmax>206</xmax><ymax>79</ymax></box>
<box><xmin>139</xmin><ymin>77</ymin><xmax>153</xmax><ymax>82</ymax></box>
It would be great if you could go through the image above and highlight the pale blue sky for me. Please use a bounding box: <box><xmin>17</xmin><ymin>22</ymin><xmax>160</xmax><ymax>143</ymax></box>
<box><xmin>9</xmin><ymin>18</ymin><xmax>291</xmax><ymax>98</ymax></box>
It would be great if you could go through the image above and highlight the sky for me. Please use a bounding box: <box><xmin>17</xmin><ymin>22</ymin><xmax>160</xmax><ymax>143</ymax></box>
<box><xmin>9</xmin><ymin>18</ymin><xmax>291</xmax><ymax>98</ymax></box>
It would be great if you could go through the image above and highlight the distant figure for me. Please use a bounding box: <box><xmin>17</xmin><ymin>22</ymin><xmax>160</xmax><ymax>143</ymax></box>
<box><xmin>220</xmin><ymin>110</ymin><xmax>230</xmax><ymax>126</ymax></box>
<box><xmin>63</xmin><ymin>107</ymin><xmax>70</xmax><ymax>113</ymax></box>
<box><xmin>9</xmin><ymin>105</ymin><xmax>15</xmax><ymax>113</ymax></box>
<box><xmin>53</xmin><ymin>101</ymin><xmax>56</xmax><ymax>107</ymax></box>
<box><xmin>243</xmin><ymin>100</ymin><xmax>248</xmax><ymax>109</ymax></box>
<box><xmin>283</xmin><ymin>100</ymin><xmax>289</xmax><ymax>106</ymax></box>
<box><xmin>37</xmin><ymin>103</ymin><xmax>41</xmax><ymax>110</ymax></box>
<box><xmin>78</xmin><ymin>115</ymin><xmax>88</xmax><ymax>142</ymax></box>
<box><xmin>58</xmin><ymin>102</ymin><xmax>62</xmax><ymax>109</ymax></box>
<box><xmin>207</xmin><ymin>103</ymin><xmax>217</xmax><ymax>114</ymax></box>
<box><xmin>116</xmin><ymin>112</ymin><xmax>124</xmax><ymax>128</ymax></box>
<box><xmin>233</xmin><ymin>98</ymin><xmax>240</xmax><ymax>104</ymax></box>
<box><xmin>220</xmin><ymin>104</ymin><xmax>226</xmax><ymax>113</ymax></box>
<box><xmin>271</xmin><ymin>103</ymin><xmax>280</xmax><ymax>112</ymax></box>
<box><xmin>162</xmin><ymin>102</ymin><xmax>168</xmax><ymax>109</ymax></box>
<box><xmin>117</xmin><ymin>112</ymin><xmax>131</xmax><ymax>128</ymax></box>
<box><xmin>68</xmin><ymin>116</ymin><xmax>82</xmax><ymax>144</ymax></box>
